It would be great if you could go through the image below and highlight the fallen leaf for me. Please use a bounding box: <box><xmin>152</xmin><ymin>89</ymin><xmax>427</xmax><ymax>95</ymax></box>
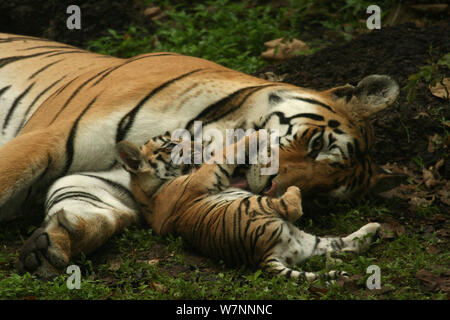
<box><xmin>429</xmin><ymin>78</ymin><xmax>450</xmax><ymax>99</ymax></box>
<box><xmin>108</xmin><ymin>260</ymin><xmax>122</xmax><ymax>271</ymax></box>
<box><xmin>150</xmin><ymin>282</ymin><xmax>166</xmax><ymax>293</ymax></box>
<box><xmin>416</xmin><ymin>269</ymin><xmax>450</xmax><ymax>293</ymax></box>
<box><xmin>436</xmin><ymin>185</ymin><xmax>450</xmax><ymax>206</ymax></box>
<box><xmin>409</xmin><ymin>195</ymin><xmax>435</xmax><ymax>207</ymax></box>
<box><xmin>309</xmin><ymin>286</ymin><xmax>328</xmax><ymax>295</ymax></box>
<box><xmin>144</xmin><ymin>6</ymin><xmax>162</xmax><ymax>17</ymax></box>
<box><xmin>426</xmin><ymin>134</ymin><xmax>440</xmax><ymax>153</ymax></box>
<box><xmin>257</xmin><ymin>72</ymin><xmax>288</xmax><ymax>82</ymax></box>
<box><xmin>426</xmin><ymin>246</ymin><xmax>441</xmax><ymax>254</ymax></box>
<box><xmin>143</xmin><ymin>6</ymin><xmax>166</xmax><ymax>21</ymax></box>
<box><xmin>147</xmin><ymin>258</ymin><xmax>160</xmax><ymax>265</ymax></box>
<box><xmin>380</xmin><ymin>220</ymin><xmax>406</xmax><ymax>239</ymax></box>
<box><xmin>409</xmin><ymin>4</ymin><xmax>449</xmax><ymax>14</ymax></box>
<box><xmin>336</xmin><ymin>275</ymin><xmax>363</xmax><ymax>292</ymax></box>
<box><xmin>436</xmin><ymin>228</ymin><xmax>450</xmax><ymax>238</ymax></box>
<box><xmin>422</xmin><ymin>168</ymin><xmax>436</xmax><ymax>188</ymax></box>
<box><xmin>261</xmin><ymin>38</ymin><xmax>309</xmax><ymax>62</ymax></box>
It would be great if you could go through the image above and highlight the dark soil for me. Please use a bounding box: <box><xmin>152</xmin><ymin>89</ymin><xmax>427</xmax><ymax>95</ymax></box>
<box><xmin>0</xmin><ymin>0</ymin><xmax>153</xmax><ymax>47</ymax></box>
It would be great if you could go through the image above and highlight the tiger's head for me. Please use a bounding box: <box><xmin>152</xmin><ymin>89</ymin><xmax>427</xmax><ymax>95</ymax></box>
<box><xmin>248</xmin><ymin>74</ymin><xmax>405</xmax><ymax>199</ymax></box>
<box><xmin>116</xmin><ymin>131</ymin><xmax>193</xmax><ymax>196</ymax></box>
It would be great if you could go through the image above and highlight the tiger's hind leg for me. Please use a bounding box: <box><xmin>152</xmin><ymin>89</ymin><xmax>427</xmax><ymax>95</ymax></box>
<box><xmin>18</xmin><ymin>171</ymin><xmax>141</xmax><ymax>279</ymax></box>
<box><xmin>260</xmin><ymin>222</ymin><xmax>381</xmax><ymax>284</ymax></box>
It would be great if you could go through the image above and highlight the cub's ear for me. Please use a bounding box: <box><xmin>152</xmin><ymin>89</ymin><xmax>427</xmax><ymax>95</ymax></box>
<box><xmin>369</xmin><ymin>166</ymin><xmax>408</xmax><ymax>194</ymax></box>
<box><xmin>116</xmin><ymin>141</ymin><xmax>145</xmax><ymax>173</ymax></box>
<box><xmin>327</xmin><ymin>75</ymin><xmax>399</xmax><ymax>120</ymax></box>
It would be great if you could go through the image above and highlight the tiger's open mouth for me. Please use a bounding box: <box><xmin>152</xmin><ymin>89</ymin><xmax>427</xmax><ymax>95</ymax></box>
<box><xmin>229</xmin><ymin>167</ymin><xmax>277</xmax><ymax>197</ymax></box>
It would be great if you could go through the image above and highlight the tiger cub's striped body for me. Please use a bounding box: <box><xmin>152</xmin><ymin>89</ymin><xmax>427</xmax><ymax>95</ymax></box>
<box><xmin>116</xmin><ymin>132</ymin><xmax>381</xmax><ymax>282</ymax></box>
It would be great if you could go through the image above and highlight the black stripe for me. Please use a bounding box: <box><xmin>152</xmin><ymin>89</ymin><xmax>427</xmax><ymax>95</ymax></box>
<box><xmin>19</xmin><ymin>45</ymin><xmax>77</xmax><ymax>51</ymax></box>
<box><xmin>91</xmin><ymin>53</ymin><xmax>177</xmax><ymax>86</ymax></box>
<box><xmin>116</xmin><ymin>68</ymin><xmax>206</xmax><ymax>142</ymax></box>
<box><xmin>48</xmin><ymin>193</ymin><xmax>111</xmax><ymax>210</ymax></box>
<box><xmin>217</xmin><ymin>164</ymin><xmax>231</xmax><ymax>178</ymax></box>
<box><xmin>185</xmin><ymin>84</ymin><xmax>280</xmax><ymax>131</ymax></box>
<box><xmin>0</xmin><ymin>50</ymin><xmax>63</xmax><ymax>69</ymax></box>
<box><xmin>3</xmin><ymin>83</ymin><xmax>35</xmax><ymax>131</ymax></box>
<box><xmin>28</xmin><ymin>59</ymin><xmax>63</xmax><ymax>80</ymax></box>
<box><xmin>0</xmin><ymin>36</ymin><xmax>53</xmax><ymax>43</ymax></box>
<box><xmin>259</xmin><ymin>111</ymin><xmax>324</xmax><ymax>130</ymax></box>
<box><xmin>78</xmin><ymin>173</ymin><xmax>134</xmax><ymax>199</ymax></box>
<box><xmin>293</xmin><ymin>97</ymin><xmax>335</xmax><ymax>113</ymax></box>
<box><xmin>64</xmin><ymin>96</ymin><xmax>98</xmax><ymax>174</ymax></box>
<box><xmin>43</xmin><ymin>50</ymin><xmax>86</xmax><ymax>58</ymax></box>
<box><xmin>45</xmin><ymin>186</ymin><xmax>75</xmax><ymax>209</ymax></box>
<box><xmin>312</xmin><ymin>236</ymin><xmax>320</xmax><ymax>254</ymax></box>
<box><xmin>49</xmin><ymin>68</ymin><xmax>114</xmax><ymax>124</ymax></box>
<box><xmin>0</xmin><ymin>85</ymin><xmax>11</xmax><ymax>98</ymax></box>
<box><xmin>279</xmin><ymin>198</ymin><xmax>288</xmax><ymax>213</ymax></box>
<box><xmin>16</xmin><ymin>76</ymin><xmax>66</xmax><ymax>134</ymax></box>
<box><xmin>52</xmin><ymin>76</ymin><xmax>80</xmax><ymax>97</ymax></box>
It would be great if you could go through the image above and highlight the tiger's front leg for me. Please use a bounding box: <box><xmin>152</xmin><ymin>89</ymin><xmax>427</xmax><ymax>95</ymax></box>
<box><xmin>186</xmin><ymin>131</ymin><xmax>262</xmax><ymax>195</ymax></box>
<box><xmin>0</xmin><ymin>129</ymin><xmax>68</xmax><ymax>221</ymax></box>
<box><xmin>18</xmin><ymin>171</ymin><xmax>141</xmax><ymax>279</ymax></box>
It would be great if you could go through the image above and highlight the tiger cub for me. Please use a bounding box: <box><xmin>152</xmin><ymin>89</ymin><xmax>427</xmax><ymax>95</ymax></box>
<box><xmin>116</xmin><ymin>131</ymin><xmax>381</xmax><ymax>283</ymax></box>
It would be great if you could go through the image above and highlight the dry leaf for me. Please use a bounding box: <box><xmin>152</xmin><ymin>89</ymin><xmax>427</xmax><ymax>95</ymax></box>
<box><xmin>309</xmin><ymin>286</ymin><xmax>328</xmax><ymax>295</ymax></box>
<box><xmin>144</xmin><ymin>6</ymin><xmax>162</xmax><ymax>17</ymax></box>
<box><xmin>108</xmin><ymin>260</ymin><xmax>122</xmax><ymax>271</ymax></box>
<box><xmin>380</xmin><ymin>220</ymin><xmax>406</xmax><ymax>239</ymax></box>
<box><xmin>257</xmin><ymin>72</ymin><xmax>288</xmax><ymax>82</ymax></box>
<box><xmin>409</xmin><ymin>4</ymin><xmax>449</xmax><ymax>14</ymax></box>
<box><xmin>143</xmin><ymin>6</ymin><xmax>166</xmax><ymax>21</ymax></box>
<box><xmin>426</xmin><ymin>134</ymin><xmax>440</xmax><ymax>153</ymax></box>
<box><xmin>150</xmin><ymin>282</ymin><xmax>166</xmax><ymax>293</ymax></box>
<box><xmin>261</xmin><ymin>38</ymin><xmax>309</xmax><ymax>62</ymax></box>
<box><xmin>422</xmin><ymin>168</ymin><xmax>436</xmax><ymax>188</ymax></box>
<box><xmin>416</xmin><ymin>269</ymin><xmax>450</xmax><ymax>293</ymax></box>
<box><xmin>436</xmin><ymin>184</ymin><xmax>450</xmax><ymax>206</ymax></box>
<box><xmin>409</xmin><ymin>195</ymin><xmax>435</xmax><ymax>207</ymax></box>
<box><xmin>429</xmin><ymin>78</ymin><xmax>450</xmax><ymax>99</ymax></box>
<box><xmin>147</xmin><ymin>258</ymin><xmax>160</xmax><ymax>265</ymax></box>
<box><xmin>336</xmin><ymin>275</ymin><xmax>363</xmax><ymax>292</ymax></box>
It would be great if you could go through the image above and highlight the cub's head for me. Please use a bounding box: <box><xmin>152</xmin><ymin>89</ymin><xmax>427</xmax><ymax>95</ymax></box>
<box><xmin>249</xmin><ymin>75</ymin><xmax>405</xmax><ymax>199</ymax></box>
<box><xmin>116</xmin><ymin>131</ymin><xmax>191</xmax><ymax>196</ymax></box>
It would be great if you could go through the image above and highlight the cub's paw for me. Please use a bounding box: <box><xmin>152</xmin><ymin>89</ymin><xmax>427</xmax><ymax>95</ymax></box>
<box><xmin>345</xmin><ymin>222</ymin><xmax>381</xmax><ymax>253</ymax></box>
<box><xmin>17</xmin><ymin>227</ymin><xmax>70</xmax><ymax>280</ymax></box>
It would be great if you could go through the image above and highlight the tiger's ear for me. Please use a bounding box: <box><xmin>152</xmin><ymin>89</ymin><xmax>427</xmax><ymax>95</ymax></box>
<box><xmin>369</xmin><ymin>166</ymin><xmax>407</xmax><ymax>194</ymax></box>
<box><xmin>327</xmin><ymin>75</ymin><xmax>399</xmax><ymax>120</ymax></box>
<box><xmin>116</xmin><ymin>141</ymin><xmax>146</xmax><ymax>173</ymax></box>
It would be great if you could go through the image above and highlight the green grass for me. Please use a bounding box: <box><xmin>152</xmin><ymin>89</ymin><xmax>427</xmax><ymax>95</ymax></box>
<box><xmin>87</xmin><ymin>0</ymin><xmax>398</xmax><ymax>73</ymax></box>
<box><xmin>1</xmin><ymin>198</ymin><xmax>447</xmax><ymax>299</ymax></box>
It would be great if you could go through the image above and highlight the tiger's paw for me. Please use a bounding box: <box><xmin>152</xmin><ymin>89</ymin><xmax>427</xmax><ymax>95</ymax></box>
<box><xmin>17</xmin><ymin>227</ymin><xmax>70</xmax><ymax>280</ymax></box>
<box><xmin>344</xmin><ymin>222</ymin><xmax>381</xmax><ymax>253</ymax></box>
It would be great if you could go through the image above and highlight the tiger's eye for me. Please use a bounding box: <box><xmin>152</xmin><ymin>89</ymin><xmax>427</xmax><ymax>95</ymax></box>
<box><xmin>312</xmin><ymin>137</ymin><xmax>323</xmax><ymax>150</ymax></box>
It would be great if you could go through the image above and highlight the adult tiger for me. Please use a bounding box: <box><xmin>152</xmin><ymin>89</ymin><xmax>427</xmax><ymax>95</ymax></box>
<box><xmin>0</xmin><ymin>33</ymin><xmax>401</xmax><ymax>276</ymax></box>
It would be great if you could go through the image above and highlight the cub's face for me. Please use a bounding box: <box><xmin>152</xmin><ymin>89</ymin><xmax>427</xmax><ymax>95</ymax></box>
<box><xmin>247</xmin><ymin>75</ymin><xmax>405</xmax><ymax>199</ymax></box>
<box><xmin>116</xmin><ymin>132</ymin><xmax>192</xmax><ymax>196</ymax></box>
